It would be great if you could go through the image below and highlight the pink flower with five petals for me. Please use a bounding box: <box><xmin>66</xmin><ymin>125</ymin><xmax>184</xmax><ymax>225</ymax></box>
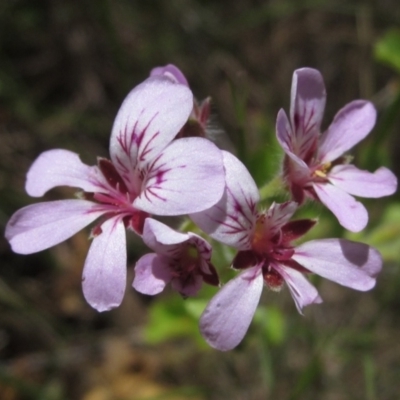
<box><xmin>5</xmin><ymin>76</ymin><xmax>225</xmax><ymax>312</ymax></box>
<box><xmin>276</xmin><ymin>68</ymin><xmax>397</xmax><ymax>232</ymax></box>
<box><xmin>191</xmin><ymin>151</ymin><xmax>382</xmax><ymax>351</ymax></box>
<box><xmin>133</xmin><ymin>218</ymin><xmax>219</xmax><ymax>298</ymax></box>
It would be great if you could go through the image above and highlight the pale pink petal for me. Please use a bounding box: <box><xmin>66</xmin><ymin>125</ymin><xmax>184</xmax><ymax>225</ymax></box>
<box><xmin>318</xmin><ymin>101</ymin><xmax>377</xmax><ymax>163</ymax></box>
<box><xmin>200</xmin><ymin>267</ymin><xmax>263</xmax><ymax>351</ymax></box>
<box><xmin>292</xmin><ymin>239</ymin><xmax>382</xmax><ymax>291</ymax></box>
<box><xmin>82</xmin><ymin>217</ymin><xmax>127</xmax><ymax>312</ymax></box>
<box><xmin>134</xmin><ymin>137</ymin><xmax>225</xmax><ymax>215</ymax></box>
<box><xmin>142</xmin><ymin>218</ymin><xmax>189</xmax><ymax>257</ymax></box>
<box><xmin>276</xmin><ymin>108</ymin><xmax>294</xmax><ymax>154</ymax></box>
<box><xmin>150</xmin><ymin>64</ymin><xmax>189</xmax><ymax>86</ymax></box>
<box><xmin>276</xmin><ymin>109</ymin><xmax>309</xmax><ymax>170</ymax></box>
<box><xmin>266</xmin><ymin>201</ymin><xmax>298</xmax><ymax>234</ymax></box>
<box><xmin>328</xmin><ymin>164</ymin><xmax>397</xmax><ymax>198</ymax></box>
<box><xmin>109</xmin><ymin>77</ymin><xmax>193</xmax><ymax>192</ymax></box>
<box><xmin>5</xmin><ymin>200</ymin><xmax>104</xmax><ymax>254</ymax></box>
<box><xmin>133</xmin><ymin>253</ymin><xmax>172</xmax><ymax>295</ymax></box>
<box><xmin>313</xmin><ymin>182</ymin><xmax>368</xmax><ymax>232</ymax></box>
<box><xmin>187</xmin><ymin>232</ymin><xmax>213</xmax><ymax>263</ymax></box>
<box><xmin>190</xmin><ymin>151</ymin><xmax>259</xmax><ymax>250</ymax></box>
<box><xmin>274</xmin><ymin>263</ymin><xmax>322</xmax><ymax>314</ymax></box>
<box><xmin>172</xmin><ymin>274</ymin><xmax>203</xmax><ymax>297</ymax></box>
<box><xmin>143</xmin><ymin>218</ymin><xmax>188</xmax><ymax>246</ymax></box>
<box><xmin>143</xmin><ymin>218</ymin><xmax>213</xmax><ymax>261</ymax></box>
<box><xmin>26</xmin><ymin>149</ymin><xmax>100</xmax><ymax>197</ymax></box>
<box><xmin>290</xmin><ymin>68</ymin><xmax>326</xmax><ymax>158</ymax></box>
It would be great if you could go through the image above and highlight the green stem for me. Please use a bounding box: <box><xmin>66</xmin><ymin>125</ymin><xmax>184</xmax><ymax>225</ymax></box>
<box><xmin>258</xmin><ymin>175</ymin><xmax>286</xmax><ymax>201</ymax></box>
<box><xmin>178</xmin><ymin>217</ymin><xmax>197</xmax><ymax>233</ymax></box>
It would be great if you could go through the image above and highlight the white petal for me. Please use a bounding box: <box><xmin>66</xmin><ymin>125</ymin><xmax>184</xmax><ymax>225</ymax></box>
<box><xmin>5</xmin><ymin>200</ymin><xmax>103</xmax><ymax>254</ymax></box>
<box><xmin>276</xmin><ymin>109</ymin><xmax>310</xmax><ymax>169</ymax></box>
<box><xmin>275</xmin><ymin>264</ymin><xmax>322</xmax><ymax>314</ymax></box>
<box><xmin>133</xmin><ymin>253</ymin><xmax>172</xmax><ymax>295</ymax></box>
<box><xmin>26</xmin><ymin>149</ymin><xmax>100</xmax><ymax>197</ymax></box>
<box><xmin>290</xmin><ymin>68</ymin><xmax>326</xmax><ymax>159</ymax></box>
<box><xmin>276</xmin><ymin>108</ymin><xmax>295</xmax><ymax>154</ymax></box>
<box><xmin>328</xmin><ymin>164</ymin><xmax>397</xmax><ymax>198</ymax></box>
<box><xmin>135</xmin><ymin>137</ymin><xmax>225</xmax><ymax>215</ymax></box>
<box><xmin>318</xmin><ymin>101</ymin><xmax>376</xmax><ymax>163</ymax></box>
<box><xmin>82</xmin><ymin>217</ymin><xmax>127</xmax><ymax>312</ymax></box>
<box><xmin>200</xmin><ymin>267</ymin><xmax>263</xmax><ymax>351</ymax></box>
<box><xmin>191</xmin><ymin>151</ymin><xmax>259</xmax><ymax>250</ymax></box>
<box><xmin>150</xmin><ymin>64</ymin><xmax>189</xmax><ymax>86</ymax></box>
<box><xmin>313</xmin><ymin>183</ymin><xmax>368</xmax><ymax>232</ymax></box>
<box><xmin>265</xmin><ymin>201</ymin><xmax>298</xmax><ymax>234</ymax></box>
<box><xmin>109</xmin><ymin>77</ymin><xmax>193</xmax><ymax>192</ymax></box>
<box><xmin>292</xmin><ymin>239</ymin><xmax>382</xmax><ymax>291</ymax></box>
<box><xmin>142</xmin><ymin>218</ymin><xmax>189</xmax><ymax>256</ymax></box>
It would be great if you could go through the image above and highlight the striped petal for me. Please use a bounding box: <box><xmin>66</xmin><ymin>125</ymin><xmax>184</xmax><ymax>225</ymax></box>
<box><xmin>134</xmin><ymin>137</ymin><xmax>225</xmax><ymax>215</ymax></box>
<box><xmin>289</xmin><ymin>68</ymin><xmax>326</xmax><ymax>159</ymax></box>
<box><xmin>109</xmin><ymin>77</ymin><xmax>193</xmax><ymax>192</ymax></box>
<box><xmin>191</xmin><ymin>151</ymin><xmax>259</xmax><ymax>250</ymax></box>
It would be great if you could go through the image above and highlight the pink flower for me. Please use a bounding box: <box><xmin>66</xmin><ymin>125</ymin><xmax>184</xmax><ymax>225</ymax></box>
<box><xmin>150</xmin><ymin>64</ymin><xmax>189</xmax><ymax>86</ymax></box>
<box><xmin>150</xmin><ymin>64</ymin><xmax>211</xmax><ymax>139</ymax></box>
<box><xmin>5</xmin><ymin>76</ymin><xmax>225</xmax><ymax>312</ymax></box>
<box><xmin>191</xmin><ymin>152</ymin><xmax>382</xmax><ymax>350</ymax></box>
<box><xmin>133</xmin><ymin>218</ymin><xmax>219</xmax><ymax>298</ymax></box>
<box><xmin>276</xmin><ymin>68</ymin><xmax>397</xmax><ymax>232</ymax></box>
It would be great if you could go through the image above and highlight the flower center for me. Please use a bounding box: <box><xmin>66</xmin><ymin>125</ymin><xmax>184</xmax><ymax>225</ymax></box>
<box><xmin>170</xmin><ymin>244</ymin><xmax>201</xmax><ymax>285</ymax></box>
<box><xmin>251</xmin><ymin>214</ymin><xmax>274</xmax><ymax>254</ymax></box>
<box><xmin>313</xmin><ymin>161</ymin><xmax>331</xmax><ymax>179</ymax></box>
<box><xmin>173</xmin><ymin>244</ymin><xmax>199</xmax><ymax>273</ymax></box>
<box><xmin>84</xmin><ymin>158</ymin><xmax>149</xmax><ymax>235</ymax></box>
<box><xmin>230</xmin><ymin>214</ymin><xmax>292</xmax><ymax>291</ymax></box>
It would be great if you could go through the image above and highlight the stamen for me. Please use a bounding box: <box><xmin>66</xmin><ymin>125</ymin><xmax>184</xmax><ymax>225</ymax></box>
<box><xmin>313</xmin><ymin>162</ymin><xmax>332</xmax><ymax>179</ymax></box>
<box><xmin>314</xmin><ymin>170</ymin><xmax>327</xmax><ymax>178</ymax></box>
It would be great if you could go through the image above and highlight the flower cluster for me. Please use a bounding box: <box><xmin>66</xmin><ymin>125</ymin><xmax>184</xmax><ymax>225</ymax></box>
<box><xmin>5</xmin><ymin>64</ymin><xmax>397</xmax><ymax>350</ymax></box>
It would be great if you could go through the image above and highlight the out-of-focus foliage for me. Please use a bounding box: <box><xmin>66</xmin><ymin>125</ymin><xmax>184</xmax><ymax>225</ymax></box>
<box><xmin>144</xmin><ymin>297</ymin><xmax>206</xmax><ymax>347</ymax></box>
<box><xmin>346</xmin><ymin>203</ymin><xmax>400</xmax><ymax>262</ymax></box>
<box><xmin>375</xmin><ymin>29</ymin><xmax>400</xmax><ymax>73</ymax></box>
<box><xmin>253</xmin><ymin>306</ymin><xmax>287</xmax><ymax>346</ymax></box>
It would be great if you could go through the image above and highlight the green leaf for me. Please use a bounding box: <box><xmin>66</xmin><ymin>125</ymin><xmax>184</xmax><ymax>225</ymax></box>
<box><xmin>143</xmin><ymin>295</ymin><xmax>215</xmax><ymax>348</ymax></box>
<box><xmin>184</xmin><ymin>299</ymin><xmax>208</xmax><ymax>320</ymax></box>
<box><xmin>254</xmin><ymin>306</ymin><xmax>286</xmax><ymax>345</ymax></box>
<box><xmin>374</xmin><ymin>29</ymin><xmax>400</xmax><ymax>73</ymax></box>
<box><xmin>143</xmin><ymin>297</ymin><xmax>199</xmax><ymax>345</ymax></box>
<box><xmin>345</xmin><ymin>203</ymin><xmax>400</xmax><ymax>262</ymax></box>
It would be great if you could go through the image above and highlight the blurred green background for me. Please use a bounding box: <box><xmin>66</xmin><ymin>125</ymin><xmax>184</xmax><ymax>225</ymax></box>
<box><xmin>1</xmin><ymin>1</ymin><xmax>400</xmax><ymax>399</ymax></box>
